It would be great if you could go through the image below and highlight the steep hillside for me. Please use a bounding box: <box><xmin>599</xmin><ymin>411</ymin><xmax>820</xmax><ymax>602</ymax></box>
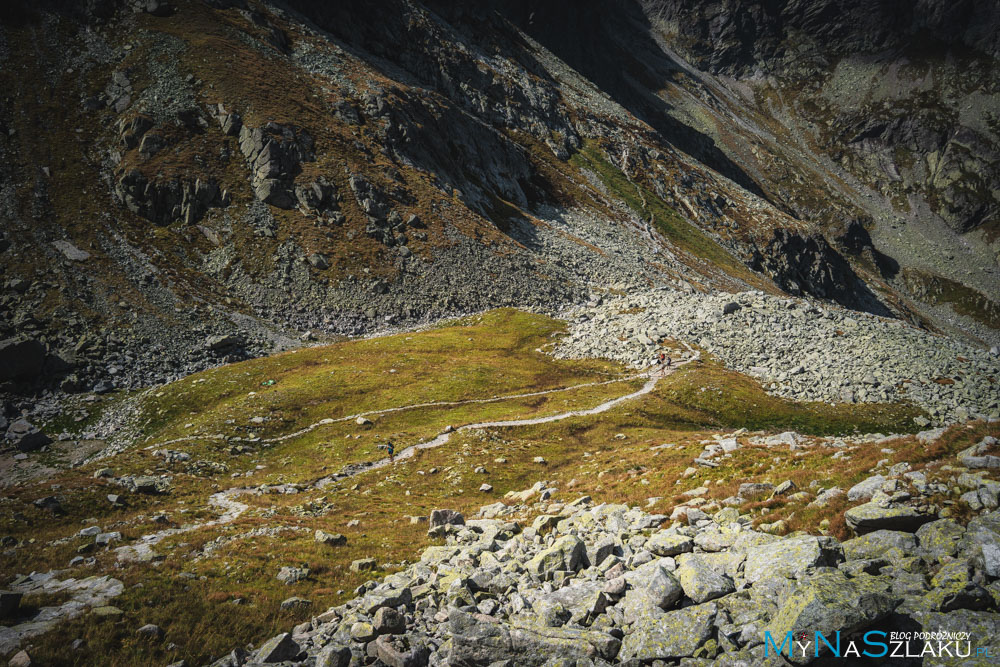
<box><xmin>4</xmin><ymin>0</ymin><xmax>996</xmax><ymax>406</ymax></box>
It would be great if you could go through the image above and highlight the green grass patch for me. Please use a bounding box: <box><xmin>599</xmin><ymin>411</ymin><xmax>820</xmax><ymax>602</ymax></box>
<box><xmin>903</xmin><ymin>267</ymin><xmax>1000</xmax><ymax>330</ymax></box>
<box><xmin>569</xmin><ymin>141</ymin><xmax>763</xmax><ymax>286</ymax></box>
<box><xmin>657</xmin><ymin>360</ymin><xmax>926</xmax><ymax>435</ymax></box>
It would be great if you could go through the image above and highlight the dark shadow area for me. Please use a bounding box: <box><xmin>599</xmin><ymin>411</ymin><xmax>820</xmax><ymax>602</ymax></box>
<box><xmin>483</xmin><ymin>0</ymin><xmax>768</xmax><ymax>199</ymax></box>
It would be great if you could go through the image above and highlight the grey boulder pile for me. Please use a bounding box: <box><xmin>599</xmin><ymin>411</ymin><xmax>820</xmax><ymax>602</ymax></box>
<box><xmin>554</xmin><ymin>288</ymin><xmax>1000</xmax><ymax>425</ymax></box>
<box><xmin>229</xmin><ymin>492</ymin><xmax>1000</xmax><ymax>666</ymax></box>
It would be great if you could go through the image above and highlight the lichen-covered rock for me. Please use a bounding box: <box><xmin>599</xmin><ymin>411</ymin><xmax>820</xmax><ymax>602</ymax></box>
<box><xmin>916</xmin><ymin>519</ymin><xmax>965</xmax><ymax>562</ymax></box>
<box><xmin>765</xmin><ymin>571</ymin><xmax>897</xmax><ymax>664</ymax></box>
<box><xmin>646</xmin><ymin>532</ymin><xmax>694</xmax><ymax>557</ymax></box>
<box><xmin>621</xmin><ymin>564</ymin><xmax>683</xmax><ymax>623</ymax></box>
<box><xmin>675</xmin><ymin>554</ymin><xmax>735</xmax><ymax>603</ymax></box>
<box><xmin>922</xmin><ymin>561</ymin><xmax>991</xmax><ymax>612</ymax></box>
<box><xmin>743</xmin><ymin>535</ymin><xmax>843</xmax><ymax>583</ymax></box>
<box><xmin>532</xmin><ymin>581</ymin><xmax>607</xmax><ymax>626</ymax></box>
<box><xmin>845</xmin><ymin>502</ymin><xmax>935</xmax><ymax>534</ymax></box>
<box><xmin>842</xmin><ymin>530</ymin><xmax>917</xmax><ymax>561</ymax></box>
<box><xmin>847</xmin><ymin>474</ymin><xmax>886</xmax><ymax>501</ymax></box>
<box><xmin>255</xmin><ymin>632</ymin><xmax>300</xmax><ymax>663</ymax></box>
<box><xmin>619</xmin><ymin>601</ymin><xmax>717</xmax><ymax>660</ymax></box>
<box><xmin>447</xmin><ymin>610</ymin><xmax>619</xmax><ymax>666</ymax></box>
<box><xmin>525</xmin><ymin>535</ymin><xmax>586</xmax><ymax>579</ymax></box>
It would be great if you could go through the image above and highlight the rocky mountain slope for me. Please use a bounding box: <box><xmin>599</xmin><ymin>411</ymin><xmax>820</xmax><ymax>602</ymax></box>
<box><xmin>1</xmin><ymin>0</ymin><xmax>997</xmax><ymax>410</ymax></box>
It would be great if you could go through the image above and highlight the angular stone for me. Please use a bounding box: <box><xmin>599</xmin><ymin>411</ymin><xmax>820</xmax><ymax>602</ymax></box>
<box><xmin>373</xmin><ymin>606</ymin><xmax>406</xmax><ymax>635</ymax></box>
<box><xmin>738</xmin><ymin>482</ymin><xmax>775</xmax><ymax>499</ymax></box>
<box><xmin>534</xmin><ymin>582</ymin><xmax>607</xmax><ymax>626</ymax></box>
<box><xmin>622</xmin><ymin>565</ymin><xmax>683</xmax><ymax>623</ymax></box>
<box><xmin>276</xmin><ymin>566</ymin><xmax>309</xmax><ymax>584</ymax></box>
<box><xmin>429</xmin><ymin>509</ymin><xmax>465</xmax><ymax>528</ymax></box>
<box><xmin>135</xmin><ymin>623</ymin><xmax>164</xmax><ymax>641</ymax></box>
<box><xmin>847</xmin><ymin>475</ymin><xmax>886</xmax><ymax>502</ymax></box>
<box><xmin>842</xmin><ymin>530</ymin><xmax>917</xmax><ymax>561</ymax></box>
<box><xmin>315</xmin><ymin>645</ymin><xmax>351</xmax><ymax>667</ymax></box>
<box><xmin>448</xmin><ymin>610</ymin><xmax>620</xmax><ymax>665</ymax></box>
<box><xmin>844</xmin><ymin>502</ymin><xmax>934</xmax><ymax>534</ymax></box>
<box><xmin>374</xmin><ymin>635</ymin><xmax>430</xmax><ymax>667</ymax></box>
<box><xmin>675</xmin><ymin>554</ymin><xmax>735</xmax><ymax>603</ymax></box>
<box><xmin>525</xmin><ymin>535</ymin><xmax>586</xmax><ymax>579</ymax></box>
<box><xmin>646</xmin><ymin>532</ymin><xmax>693</xmax><ymax>557</ymax></box>
<box><xmin>279</xmin><ymin>596</ymin><xmax>311</xmax><ymax>611</ymax></box>
<box><xmin>765</xmin><ymin>571</ymin><xmax>896</xmax><ymax>664</ymax></box>
<box><xmin>744</xmin><ymin>536</ymin><xmax>842</xmax><ymax>583</ymax></box>
<box><xmin>351</xmin><ymin>558</ymin><xmax>377</xmax><ymax>572</ymax></box>
<box><xmin>916</xmin><ymin>519</ymin><xmax>965</xmax><ymax>561</ymax></box>
<box><xmin>619</xmin><ymin>601</ymin><xmax>717</xmax><ymax>660</ymax></box>
<box><xmin>315</xmin><ymin>530</ymin><xmax>347</xmax><ymax>546</ymax></box>
<box><xmin>256</xmin><ymin>633</ymin><xmax>300</xmax><ymax>663</ymax></box>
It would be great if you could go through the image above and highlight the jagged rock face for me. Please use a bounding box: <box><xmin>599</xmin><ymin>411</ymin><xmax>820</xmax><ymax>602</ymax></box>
<box><xmin>643</xmin><ymin>0</ymin><xmax>1000</xmax><ymax>75</ymax></box>
<box><xmin>749</xmin><ymin>229</ymin><xmax>889</xmax><ymax>315</ymax></box>
<box><xmin>642</xmin><ymin>0</ymin><xmax>1000</xmax><ymax>235</ymax></box>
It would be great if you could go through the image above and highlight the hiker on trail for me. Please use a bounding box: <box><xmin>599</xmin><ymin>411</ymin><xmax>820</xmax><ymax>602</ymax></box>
<box><xmin>657</xmin><ymin>352</ymin><xmax>667</xmax><ymax>376</ymax></box>
<box><xmin>666</xmin><ymin>355</ymin><xmax>672</xmax><ymax>368</ymax></box>
<box><xmin>377</xmin><ymin>440</ymin><xmax>396</xmax><ymax>463</ymax></box>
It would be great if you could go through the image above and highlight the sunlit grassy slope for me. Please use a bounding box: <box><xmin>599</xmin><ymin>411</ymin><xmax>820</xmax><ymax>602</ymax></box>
<box><xmin>0</xmin><ymin>308</ymin><xmax>959</xmax><ymax>667</ymax></box>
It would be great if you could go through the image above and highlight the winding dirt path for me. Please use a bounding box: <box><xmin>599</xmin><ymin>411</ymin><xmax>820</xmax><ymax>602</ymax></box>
<box><xmin>125</xmin><ymin>344</ymin><xmax>699</xmax><ymax>557</ymax></box>
<box><xmin>147</xmin><ymin>372</ymin><xmax>651</xmax><ymax>451</ymax></box>
<box><xmin>316</xmin><ymin>343</ymin><xmax>700</xmax><ymax>485</ymax></box>
<box><xmin>5</xmin><ymin>348</ymin><xmax>698</xmax><ymax>655</ymax></box>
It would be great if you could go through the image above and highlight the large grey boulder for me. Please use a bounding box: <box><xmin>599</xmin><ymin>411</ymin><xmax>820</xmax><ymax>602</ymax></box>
<box><xmin>447</xmin><ymin>610</ymin><xmax>620</xmax><ymax>666</ymax></box>
<box><xmin>5</xmin><ymin>419</ymin><xmax>51</xmax><ymax>452</ymax></box>
<box><xmin>765</xmin><ymin>571</ymin><xmax>897</xmax><ymax>664</ymax></box>
<box><xmin>255</xmin><ymin>632</ymin><xmax>300</xmax><ymax>663</ymax></box>
<box><xmin>525</xmin><ymin>535</ymin><xmax>586</xmax><ymax>579</ymax></box>
<box><xmin>841</xmin><ymin>530</ymin><xmax>916</xmax><ymax>561</ymax></box>
<box><xmin>621</xmin><ymin>565</ymin><xmax>683</xmax><ymax>623</ymax></box>
<box><xmin>846</xmin><ymin>475</ymin><xmax>886</xmax><ymax>502</ymax></box>
<box><xmin>743</xmin><ymin>535</ymin><xmax>843</xmax><ymax>583</ymax></box>
<box><xmin>646</xmin><ymin>532</ymin><xmax>694</xmax><ymax>557</ymax></box>
<box><xmin>915</xmin><ymin>519</ymin><xmax>965</xmax><ymax>561</ymax></box>
<box><xmin>619</xmin><ymin>601</ymin><xmax>717</xmax><ymax>661</ymax></box>
<box><xmin>374</xmin><ymin>635</ymin><xmax>430</xmax><ymax>667</ymax></box>
<box><xmin>675</xmin><ymin>554</ymin><xmax>734</xmax><ymax>603</ymax></box>
<box><xmin>429</xmin><ymin>509</ymin><xmax>465</xmax><ymax>528</ymax></box>
<box><xmin>962</xmin><ymin>511</ymin><xmax>1000</xmax><ymax>578</ymax></box>
<box><xmin>276</xmin><ymin>566</ymin><xmax>309</xmax><ymax>585</ymax></box>
<box><xmin>844</xmin><ymin>502</ymin><xmax>935</xmax><ymax>534</ymax></box>
<box><xmin>533</xmin><ymin>581</ymin><xmax>607</xmax><ymax>626</ymax></box>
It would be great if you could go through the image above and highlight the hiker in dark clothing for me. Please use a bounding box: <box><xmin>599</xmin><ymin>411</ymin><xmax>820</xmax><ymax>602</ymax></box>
<box><xmin>377</xmin><ymin>440</ymin><xmax>396</xmax><ymax>463</ymax></box>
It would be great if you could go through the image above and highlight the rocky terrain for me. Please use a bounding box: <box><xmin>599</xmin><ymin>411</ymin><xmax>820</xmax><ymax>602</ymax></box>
<box><xmin>229</xmin><ymin>428</ymin><xmax>1000</xmax><ymax>667</ymax></box>
<box><xmin>554</xmin><ymin>288</ymin><xmax>1000</xmax><ymax>425</ymax></box>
